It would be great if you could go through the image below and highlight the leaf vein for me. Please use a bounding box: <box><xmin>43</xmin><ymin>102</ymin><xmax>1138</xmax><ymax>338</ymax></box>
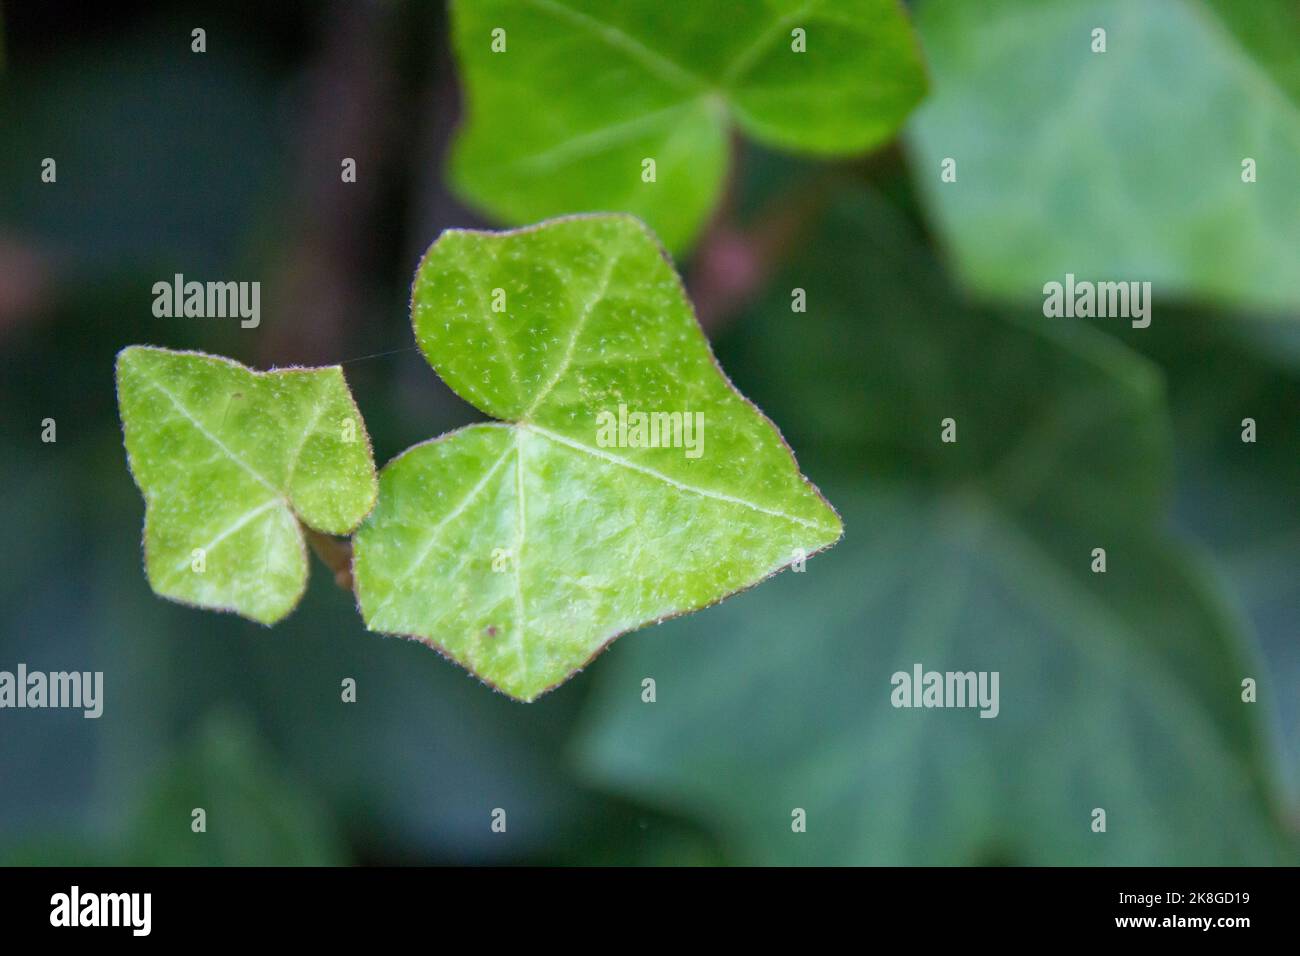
<box><xmin>521</xmin><ymin>0</ymin><xmax>710</xmax><ymax>92</ymax></box>
<box><xmin>511</xmin><ymin>431</ymin><xmax>529</xmax><ymax>684</ymax></box>
<box><xmin>367</xmin><ymin>437</ymin><xmax>517</xmax><ymax>624</ymax></box>
<box><xmin>141</xmin><ymin>376</ymin><xmax>279</xmax><ymax>494</ymax></box>
<box><xmin>524</xmin><ymin>423</ymin><xmax>830</xmax><ymax>531</ymax></box>
<box><xmin>164</xmin><ymin>497</ymin><xmax>284</xmax><ymax>581</ymax></box>
<box><xmin>522</xmin><ymin>247</ymin><xmax>623</xmax><ymax>418</ymax></box>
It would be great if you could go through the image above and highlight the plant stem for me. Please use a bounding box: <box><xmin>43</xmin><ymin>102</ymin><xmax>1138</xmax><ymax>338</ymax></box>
<box><xmin>304</xmin><ymin>527</ymin><xmax>354</xmax><ymax>591</ymax></box>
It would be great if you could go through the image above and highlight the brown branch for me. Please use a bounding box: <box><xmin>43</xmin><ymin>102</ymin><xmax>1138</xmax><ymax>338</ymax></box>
<box><xmin>259</xmin><ymin>0</ymin><xmax>396</xmax><ymax>367</ymax></box>
<box><xmin>687</xmin><ymin>166</ymin><xmax>836</xmax><ymax>333</ymax></box>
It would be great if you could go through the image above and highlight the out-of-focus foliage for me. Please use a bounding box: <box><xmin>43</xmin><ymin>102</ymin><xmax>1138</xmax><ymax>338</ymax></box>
<box><xmin>0</xmin><ymin>38</ymin><xmax>280</xmax><ymax>280</ymax></box>
<box><xmin>1</xmin><ymin>711</ymin><xmax>348</xmax><ymax>865</ymax></box>
<box><xmin>449</xmin><ymin>0</ymin><xmax>927</xmax><ymax>252</ymax></box>
<box><xmin>119</xmin><ymin>710</ymin><xmax>349</xmax><ymax>866</ymax></box>
<box><xmin>573</xmin><ymin>188</ymin><xmax>1295</xmax><ymax>865</ymax></box>
<box><xmin>908</xmin><ymin>0</ymin><xmax>1300</xmax><ymax>313</ymax></box>
<box><xmin>1145</xmin><ymin>313</ymin><xmax>1300</xmax><ymax>804</ymax></box>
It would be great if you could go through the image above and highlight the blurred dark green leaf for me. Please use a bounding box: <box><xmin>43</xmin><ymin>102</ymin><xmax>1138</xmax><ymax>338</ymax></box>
<box><xmin>572</xmin><ymin>188</ymin><xmax>1296</xmax><ymax>864</ymax></box>
<box><xmin>119</xmin><ymin>709</ymin><xmax>348</xmax><ymax>866</ymax></box>
<box><xmin>1136</xmin><ymin>313</ymin><xmax>1300</xmax><ymax>806</ymax></box>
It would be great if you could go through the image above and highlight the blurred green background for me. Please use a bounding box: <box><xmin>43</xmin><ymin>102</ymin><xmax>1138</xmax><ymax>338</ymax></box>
<box><xmin>0</xmin><ymin>0</ymin><xmax>1296</xmax><ymax>865</ymax></box>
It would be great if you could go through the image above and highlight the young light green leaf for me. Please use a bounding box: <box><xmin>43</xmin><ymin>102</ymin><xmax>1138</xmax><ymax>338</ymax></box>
<box><xmin>354</xmin><ymin>214</ymin><xmax>841</xmax><ymax>701</ymax></box>
<box><xmin>908</xmin><ymin>0</ymin><xmax>1300</xmax><ymax>312</ymax></box>
<box><xmin>448</xmin><ymin>0</ymin><xmax>928</xmax><ymax>252</ymax></box>
<box><xmin>117</xmin><ymin>347</ymin><xmax>377</xmax><ymax>625</ymax></box>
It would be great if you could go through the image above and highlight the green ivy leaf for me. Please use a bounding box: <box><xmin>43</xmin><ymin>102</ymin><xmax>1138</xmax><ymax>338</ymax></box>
<box><xmin>116</xmin><ymin>346</ymin><xmax>377</xmax><ymax>625</ymax></box>
<box><xmin>448</xmin><ymin>0</ymin><xmax>928</xmax><ymax>252</ymax></box>
<box><xmin>572</xmin><ymin>190</ymin><xmax>1294</xmax><ymax>864</ymax></box>
<box><xmin>908</xmin><ymin>0</ymin><xmax>1300</xmax><ymax>312</ymax></box>
<box><xmin>353</xmin><ymin>214</ymin><xmax>841</xmax><ymax>701</ymax></box>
